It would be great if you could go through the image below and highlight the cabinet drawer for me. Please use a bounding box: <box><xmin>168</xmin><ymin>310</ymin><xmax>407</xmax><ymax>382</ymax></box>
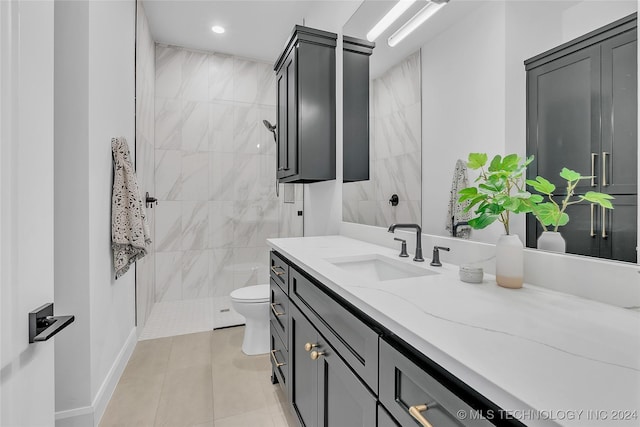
<box><xmin>270</xmin><ymin>251</ymin><xmax>289</xmax><ymax>292</ymax></box>
<box><xmin>289</xmin><ymin>267</ymin><xmax>379</xmax><ymax>392</ymax></box>
<box><xmin>270</xmin><ymin>326</ymin><xmax>288</xmax><ymax>393</ymax></box>
<box><xmin>378</xmin><ymin>405</ymin><xmax>400</xmax><ymax>427</ymax></box>
<box><xmin>270</xmin><ymin>278</ymin><xmax>288</xmax><ymax>348</ymax></box>
<box><xmin>379</xmin><ymin>339</ymin><xmax>494</xmax><ymax>427</ymax></box>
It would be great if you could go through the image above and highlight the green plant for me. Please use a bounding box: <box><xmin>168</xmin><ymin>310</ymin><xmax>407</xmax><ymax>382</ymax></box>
<box><xmin>458</xmin><ymin>153</ymin><xmax>539</xmax><ymax>235</ymax></box>
<box><xmin>526</xmin><ymin>168</ymin><xmax>614</xmax><ymax>232</ymax></box>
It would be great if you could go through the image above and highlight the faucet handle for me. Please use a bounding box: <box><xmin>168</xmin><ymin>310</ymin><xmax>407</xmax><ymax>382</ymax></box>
<box><xmin>394</xmin><ymin>238</ymin><xmax>409</xmax><ymax>258</ymax></box>
<box><xmin>430</xmin><ymin>246</ymin><xmax>450</xmax><ymax>267</ymax></box>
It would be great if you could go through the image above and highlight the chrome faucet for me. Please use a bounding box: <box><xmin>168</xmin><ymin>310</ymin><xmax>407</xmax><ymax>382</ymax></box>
<box><xmin>388</xmin><ymin>224</ymin><xmax>424</xmax><ymax>262</ymax></box>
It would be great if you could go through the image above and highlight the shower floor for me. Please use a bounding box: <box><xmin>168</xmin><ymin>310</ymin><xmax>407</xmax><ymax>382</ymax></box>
<box><xmin>139</xmin><ymin>297</ymin><xmax>245</xmax><ymax>341</ymax></box>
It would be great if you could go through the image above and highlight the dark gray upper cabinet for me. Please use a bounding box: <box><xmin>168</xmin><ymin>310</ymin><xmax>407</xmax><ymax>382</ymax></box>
<box><xmin>525</xmin><ymin>13</ymin><xmax>637</xmax><ymax>263</ymax></box>
<box><xmin>343</xmin><ymin>36</ymin><xmax>375</xmax><ymax>183</ymax></box>
<box><xmin>274</xmin><ymin>26</ymin><xmax>337</xmax><ymax>184</ymax></box>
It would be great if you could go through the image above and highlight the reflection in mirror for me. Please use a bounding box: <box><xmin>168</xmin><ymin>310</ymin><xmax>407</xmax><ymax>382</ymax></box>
<box><xmin>342</xmin><ymin>1</ymin><xmax>422</xmax><ymax>227</ymax></box>
<box><xmin>343</xmin><ymin>0</ymin><xmax>638</xmax><ymax>264</ymax></box>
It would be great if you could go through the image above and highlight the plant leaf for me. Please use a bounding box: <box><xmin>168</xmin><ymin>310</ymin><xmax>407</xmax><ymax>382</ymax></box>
<box><xmin>501</xmin><ymin>154</ymin><xmax>520</xmax><ymax>171</ymax></box>
<box><xmin>559</xmin><ymin>167</ymin><xmax>582</xmax><ymax>182</ymax></box>
<box><xmin>582</xmin><ymin>191</ymin><xmax>615</xmax><ymax>209</ymax></box>
<box><xmin>557</xmin><ymin>212</ymin><xmax>569</xmax><ymax>227</ymax></box>
<box><xmin>468</xmin><ymin>214</ymin><xmax>499</xmax><ymax>230</ymax></box>
<box><xmin>488</xmin><ymin>155</ymin><xmax>502</xmax><ymax>172</ymax></box>
<box><xmin>527</xmin><ymin>176</ymin><xmax>555</xmax><ymax>194</ymax></box>
<box><xmin>467</xmin><ymin>153</ymin><xmax>487</xmax><ymax>169</ymax></box>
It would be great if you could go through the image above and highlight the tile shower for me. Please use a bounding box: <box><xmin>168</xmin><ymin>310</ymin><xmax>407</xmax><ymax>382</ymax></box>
<box><xmin>342</xmin><ymin>51</ymin><xmax>421</xmax><ymax>227</ymax></box>
<box><xmin>138</xmin><ymin>41</ymin><xmax>303</xmax><ymax>339</ymax></box>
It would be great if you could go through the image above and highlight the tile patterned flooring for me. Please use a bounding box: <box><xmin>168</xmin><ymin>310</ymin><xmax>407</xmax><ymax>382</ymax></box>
<box><xmin>100</xmin><ymin>327</ymin><xmax>297</xmax><ymax>427</ymax></box>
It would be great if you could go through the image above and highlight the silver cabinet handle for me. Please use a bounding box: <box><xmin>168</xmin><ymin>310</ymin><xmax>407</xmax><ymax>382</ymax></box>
<box><xmin>591</xmin><ymin>153</ymin><xmax>597</xmax><ymax>187</ymax></box>
<box><xmin>602</xmin><ymin>152</ymin><xmax>609</xmax><ymax>186</ymax></box>
<box><xmin>602</xmin><ymin>205</ymin><xmax>608</xmax><ymax>239</ymax></box>
<box><xmin>590</xmin><ymin>204</ymin><xmax>596</xmax><ymax>237</ymax></box>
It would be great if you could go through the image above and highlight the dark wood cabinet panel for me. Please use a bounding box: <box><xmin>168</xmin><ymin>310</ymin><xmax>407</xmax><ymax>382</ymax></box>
<box><xmin>525</xmin><ymin>13</ymin><xmax>637</xmax><ymax>263</ymax></box>
<box><xmin>527</xmin><ymin>45</ymin><xmax>601</xmax><ymax>195</ymax></box>
<box><xmin>274</xmin><ymin>26</ymin><xmax>337</xmax><ymax>184</ymax></box>
<box><xmin>343</xmin><ymin>36</ymin><xmax>375</xmax><ymax>183</ymax></box>
<box><xmin>601</xmin><ymin>29</ymin><xmax>638</xmax><ymax>195</ymax></box>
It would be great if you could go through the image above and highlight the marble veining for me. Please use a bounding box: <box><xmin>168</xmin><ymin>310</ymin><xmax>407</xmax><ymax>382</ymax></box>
<box><xmin>344</xmin><ymin>50</ymin><xmax>421</xmax><ymax>228</ymax></box>
<box><xmin>151</xmin><ymin>45</ymin><xmax>303</xmax><ymax>325</ymax></box>
<box><xmin>268</xmin><ymin>236</ymin><xmax>640</xmax><ymax>427</ymax></box>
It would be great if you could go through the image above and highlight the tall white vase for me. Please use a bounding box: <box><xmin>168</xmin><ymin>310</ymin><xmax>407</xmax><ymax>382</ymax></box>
<box><xmin>537</xmin><ymin>231</ymin><xmax>566</xmax><ymax>253</ymax></box>
<box><xmin>495</xmin><ymin>234</ymin><xmax>523</xmax><ymax>289</ymax></box>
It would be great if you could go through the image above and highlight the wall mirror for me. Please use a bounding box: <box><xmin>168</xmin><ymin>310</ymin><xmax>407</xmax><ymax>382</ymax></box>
<box><xmin>343</xmin><ymin>0</ymin><xmax>638</xmax><ymax>264</ymax></box>
<box><xmin>342</xmin><ymin>1</ymin><xmax>424</xmax><ymax>228</ymax></box>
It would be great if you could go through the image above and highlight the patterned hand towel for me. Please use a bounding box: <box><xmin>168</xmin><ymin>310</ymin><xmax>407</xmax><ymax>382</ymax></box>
<box><xmin>111</xmin><ymin>137</ymin><xmax>151</xmax><ymax>279</ymax></box>
<box><xmin>445</xmin><ymin>159</ymin><xmax>472</xmax><ymax>239</ymax></box>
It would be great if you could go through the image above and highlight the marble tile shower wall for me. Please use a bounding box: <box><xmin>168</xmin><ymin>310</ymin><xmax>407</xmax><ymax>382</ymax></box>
<box><xmin>134</xmin><ymin>1</ymin><xmax>156</xmax><ymax>331</ymax></box>
<box><xmin>153</xmin><ymin>44</ymin><xmax>302</xmax><ymax>304</ymax></box>
<box><xmin>343</xmin><ymin>51</ymin><xmax>421</xmax><ymax>227</ymax></box>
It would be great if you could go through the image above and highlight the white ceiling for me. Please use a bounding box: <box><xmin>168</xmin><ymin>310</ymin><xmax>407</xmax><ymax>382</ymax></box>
<box><xmin>142</xmin><ymin>0</ymin><xmax>362</xmax><ymax>63</ymax></box>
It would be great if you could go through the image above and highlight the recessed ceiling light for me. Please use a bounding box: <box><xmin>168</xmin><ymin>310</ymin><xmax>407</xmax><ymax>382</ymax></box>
<box><xmin>211</xmin><ymin>26</ymin><xmax>225</xmax><ymax>34</ymax></box>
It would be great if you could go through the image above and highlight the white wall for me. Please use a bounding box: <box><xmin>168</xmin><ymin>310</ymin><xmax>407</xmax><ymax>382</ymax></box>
<box><xmin>54</xmin><ymin>0</ymin><xmax>92</xmax><ymax>420</ymax></box>
<box><xmin>54</xmin><ymin>1</ymin><xmax>137</xmax><ymax>425</ymax></box>
<box><xmin>1</xmin><ymin>1</ymin><xmax>56</xmax><ymax>425</ymax></box>
<box><xmin>421</xmin><ymin>1</ymin><xmax>507</xmax><ymax>243</ymax></box>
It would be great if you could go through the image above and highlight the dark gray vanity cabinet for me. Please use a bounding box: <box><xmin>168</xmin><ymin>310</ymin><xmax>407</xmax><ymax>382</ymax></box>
<box><xmin>379</xmin><ymin>339</ymin><xmax>493</xmax><ymax>427</ymax></box>
<box><xmin>274</xmin><ymin>26</ymin><xmax>337</xmax><ymax>184</ymax></box>
<box><xmin>343</xmin><ymin>36</ymin><xmax>375</xmax><ymax>183</ymax></box>
<box><xmin>525</xmin><ymin>13</ymin><xmax>637</xmax><ymax>263</ymax></box>
<box><xmin>269</xmin><ymin>250</ymin><xmax>521</xmax><ymax>427</ymax></box>
<box><xmin>290</xmin><ymin>303</ymin><xmax>377</xmax><ymax>427</ymax></box>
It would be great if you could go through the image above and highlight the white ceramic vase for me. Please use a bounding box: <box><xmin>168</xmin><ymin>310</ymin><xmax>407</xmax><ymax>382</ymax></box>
<box><xmin>537</xmin><ymin>231</ymin><xmax>566</xmax><ymax>253</ymax></box>
<box><xmin>495</xmin><ymin>234</ymin><xmax>524</xmax><ymax>289</ymax></box>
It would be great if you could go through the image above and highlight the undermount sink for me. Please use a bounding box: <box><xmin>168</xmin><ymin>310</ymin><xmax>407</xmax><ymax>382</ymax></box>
<box><xmin>326</xmin><ymin>254</ymin><xmax>439</xmax><ymax>282</ymax></box>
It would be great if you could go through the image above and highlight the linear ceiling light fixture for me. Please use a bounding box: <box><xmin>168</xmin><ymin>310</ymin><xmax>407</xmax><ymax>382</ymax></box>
<box><xmin>366</xmin><ymin>0</ymin><xmax>417</xmax><ymax>42</ymax></box>
<box><xmin>387</xmin><ymin>0</ymin><xmax>448</xmax><ymax>47</ymax></box>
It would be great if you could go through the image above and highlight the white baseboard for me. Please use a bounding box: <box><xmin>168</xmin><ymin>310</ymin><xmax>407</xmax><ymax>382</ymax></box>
<box><xmin>55</xmin><ymin>327</ymin><xmax>137</xmax><ymax>426</ymax></box>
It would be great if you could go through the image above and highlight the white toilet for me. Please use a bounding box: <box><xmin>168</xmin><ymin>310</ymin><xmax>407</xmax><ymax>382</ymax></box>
<box><xmin>230</xmin><ymin>284</ymin><xmax>270</xmax><ymax>355</ymax></box>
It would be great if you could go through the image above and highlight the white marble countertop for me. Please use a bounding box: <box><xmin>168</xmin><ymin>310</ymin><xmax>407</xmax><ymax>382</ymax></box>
<box><xmin>267</xmin><ymin>235</ymin><xmax>640</xmax><ymax>427</ymax></box>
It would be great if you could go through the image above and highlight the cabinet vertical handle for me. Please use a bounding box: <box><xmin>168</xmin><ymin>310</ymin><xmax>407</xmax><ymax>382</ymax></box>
<box><xmin>591</xmin><ymin>153</ymin><xmax>597</xmax><ymax>187</ymax></box>
<box><xmin>270</xmin><ymin>303</ymin><xmax>284</xmax><ymax>317</ymax></box>
<box><xmin>408</xmin><ymin>404</ymin><xmax>434</xmax><ymax>427</ymax></box>
<box><xmin>601</xmin><ymin>205</ymin><xmax>608</xmax><ymax>239</ymax></box>
<box><xmin>270</xmin><ymin>350</ymin><xmax>285</xmax><ymax>367</ymax></box>
<box><xmin>590</xmin><ymin>204</ymin><xmax>596</xmax><ymax>237</ymax></box>
<box><xmin>602</xmin><ymin>152</ymin><xmax>609</xmax><ymax>187</ymax></box>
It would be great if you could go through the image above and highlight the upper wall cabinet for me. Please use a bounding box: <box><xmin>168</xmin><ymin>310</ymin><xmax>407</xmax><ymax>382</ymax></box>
<box><xmin>274</xmin><ymin>26</ymin><xmax>337</xmax><ymax>183</ymax></box>
<box><xmin>343</xmin><ymin>36</ymin><xmax>375</xmax><ymax>183</ymax></box>
<box><xmin>525</xmin><ymin>13</ymin><xmax>637</xmax><ymax>263</ymax></box>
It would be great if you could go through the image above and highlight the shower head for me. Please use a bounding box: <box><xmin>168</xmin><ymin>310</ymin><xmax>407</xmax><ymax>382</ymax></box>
<box><xmin>262</xmin><ymin>120</ymin><xmax>276</xmax><ymax>132</ymax></box>
<box><xmin>262</xmin><ymin>120</ymin><xmax>277</xmax><ymax>144</ymax></box>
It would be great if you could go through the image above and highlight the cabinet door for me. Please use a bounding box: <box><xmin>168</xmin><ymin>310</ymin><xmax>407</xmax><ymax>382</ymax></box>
<box><xmin>601</xmin><ymin>28</ymin><xmax>637</xmax><ymax>195</ymax></box>
<box><xmin>276</xmin><ymin>67</ymin><xmax>287</xmax><ymax>178</ymax></box>
<box><xmin>290</xmin><ymin>304</ymin><xmax>319</xmax><ymax>427</ymax></box>
<box><xmin>527</xmin><ymin>45</ymin><xmax>601</xmax><ymax>195</ymax></box>
<box><xmin>600</xmin><ymin>194</ymin><xmax>638</xmax><ymax>263</ymax></box>
<box><xmin>378</xmin><ymin>405</ymin><xmax>400</xmax><ymax>427</ymax></box>
<box><xmin>285</xmin><ymin>50</ymin><xmax>298</xmax><ymax>179</ymax></box>
<box><xmin>317</xmin><ymin>339</ymin><xmax>377</xmax><ymax>427</ymax></box>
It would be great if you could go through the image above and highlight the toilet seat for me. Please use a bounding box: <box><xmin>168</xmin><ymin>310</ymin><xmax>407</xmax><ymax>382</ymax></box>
<box><xmin>230</xmin><ymin>284</ymin><xmax>269</xmax><ymax>303</ymax></box>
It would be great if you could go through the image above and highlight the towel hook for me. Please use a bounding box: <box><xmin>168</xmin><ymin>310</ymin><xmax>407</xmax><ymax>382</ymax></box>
<box><xmin>145</xmin><ymin>192</ymin><xmax>158</xmax><ymax>209</ymax></box>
